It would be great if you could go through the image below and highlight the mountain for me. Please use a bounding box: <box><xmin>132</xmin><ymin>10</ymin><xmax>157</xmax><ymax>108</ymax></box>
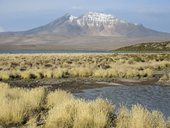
<box><xmin>24</xmin><ymin>12</ymin><xmax>168</xmax><ymax>37</ymax></box>
<box><xmin>0</xmin><ymin>12</ymin><xmax>170</xmax><ymax>50</ymax></box>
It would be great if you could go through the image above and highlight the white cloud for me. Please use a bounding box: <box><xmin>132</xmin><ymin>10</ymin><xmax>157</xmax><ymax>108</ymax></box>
<box><xmin>0</xmin><ymin>27</ymin><xmax>4</xmax><ymax>32</ymax></box>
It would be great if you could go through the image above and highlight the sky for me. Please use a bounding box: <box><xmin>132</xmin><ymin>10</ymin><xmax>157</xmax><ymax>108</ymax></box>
<box><xmin>0</xmin><ymin>0</ymin><xmax>170</xmax><ymax>33</ymax></box>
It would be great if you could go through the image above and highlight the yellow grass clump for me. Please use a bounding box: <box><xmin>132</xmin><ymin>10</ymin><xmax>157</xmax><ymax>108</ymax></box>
<box><xmin>0</xmin><ymin>71</ymin><xmax>10</xmax><ymax>80</ymax></box>
<box><xmin>159</xmin><ymin>73</ymin><xmax>170</xmax><ymax>82</ymax></box>
<box><xmin>41</xmin><ymin>69</ymin><xmax>53</xmax><ymax>79</ymax></box>
<box><xmin>20</xmin><ymin>70</ymin><xmax>32</xmax><ymax>79</ymax></box>
<box><xmin>47</xmin><ymin>90</ymin><xmax>74</xmax><ymax>108</ymax></box>
<box><xmin>93</xmin><ymin>69</ymin><xmax>110</xmax><ymax>78</ymax></box>
<box><xmin>46</xmin><ymin>90</ymin><xmax>114</xmax><ymax>128</ymax></box>
<box><xmin>70</xmin><ymin>67</ymin><xmax>92</xmax><ymax>77</ymax></box>
<box><xmin>116</xmin><ymin>104</ymin><xmax>167</xmax><ymax>128</ymax></box>
<box><xmin>52</xmin><ymin>68</ymin><xmax>67</xmax><ymax>79</ymax></box>
<box><xmin>0</xmin><ymin>82</ymin><xmax>45</xmax><ymax>125</ymax></box>
<box><xmin>45</xmin><ymin>93</ymin><xmax>114</xmax><ymax>128</ymax></box>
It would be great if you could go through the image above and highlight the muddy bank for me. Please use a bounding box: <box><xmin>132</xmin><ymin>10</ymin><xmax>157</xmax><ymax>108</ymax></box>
<box><xmin>4</xmin><ymin>76</ymin><xmax>168</xmax><ymax>93</ymax></box>
<box><xmin>6</xmin><ymin>78</ymin><xmax>116</xmax><ymax>93</ymax></box>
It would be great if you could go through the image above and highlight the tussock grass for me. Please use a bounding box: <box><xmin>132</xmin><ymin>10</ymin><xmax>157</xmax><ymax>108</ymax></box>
<box><xmin>93</xmin><ymin>68</ymin><xmax>110</xmax><ymax>78</ymax></box>
<box><xmin>0</xmin><ymin>82</ymin><xmax>45</xmax><ymax>125</ymax></box>
<box><xmin>0</xmin><ymin>54</ymin><xmax>169</xmax><ymax>80</ymax></box>
<box><xmin>116</xmin><ymin>104</ymin><xmax>167</xmax><ymax>128</ymax></box>
<box><xmin>47</xmin><ymin>90</ymin><xmax>74</xmax><ymax>108</ymax></box>
<box><xmin>0</xmin><ymin>71</ymin><xmax>10</xmax><ymax>80</ymax></box>
<box><xmin>45</xmin><ymin>98</ymin><xmax>114</xmax><ymax>128</ymax></box>
<box><xmin>41</xmin><ymin>69</ymin><xmax>53</xmax><ymax>79</ymax></box>
<box><xmin>70</xmin><ymin>67</ymin><xmax>92</xmax><ymax>77</ymax></box>
<box><xmin>52</xmin><ymin>68</ymin><xmax>67</xmax><ymax>79</ymax></box>
<box><xmin>159</xmin><ymin>73</ymin><xmax>170</xmax><ymax>82</ymax></box>
<box><xmin>46</xmin><ymin>89</ymin><xmax>113</xmax><ymax>127</ymax></box>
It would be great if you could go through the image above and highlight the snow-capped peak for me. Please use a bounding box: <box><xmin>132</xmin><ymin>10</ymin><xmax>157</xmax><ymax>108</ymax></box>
<box><xmin>84</xmin><ymin>12</ymin><xmax>116</xmax><ymax>21</ymax></box>
<box><xmin>71</xmin><ymin>12</ymin><xmax>128</xmax><ymax>27</ymax></box>
<box><xmin>66</xmin><ymin>12</ymin><xmax>141</xmax><ymax>28</ymax></box>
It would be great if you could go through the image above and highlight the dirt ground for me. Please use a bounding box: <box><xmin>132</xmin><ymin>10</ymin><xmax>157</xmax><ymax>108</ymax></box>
<box><xmin>4</xmin><ymin>76</ymin><xmax>167</xmax><ymax>93</ymax></box>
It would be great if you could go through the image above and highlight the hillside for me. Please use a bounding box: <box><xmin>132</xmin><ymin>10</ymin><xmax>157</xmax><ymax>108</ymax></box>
<box><xmin>114</xmin><ymin>41</ymin><xmax>170</xmax><ymax>52</ymax></box>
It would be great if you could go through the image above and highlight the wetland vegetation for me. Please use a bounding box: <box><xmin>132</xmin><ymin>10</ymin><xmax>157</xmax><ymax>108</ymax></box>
<box><xmin>0</xmin><ymin>82</ymin><xmax>170</xmax><ymax>128</ymax></box>
<box><xmin>0</xmin><ymin>53</ymin><xmax>170</xmax><ymax>83</ymax></box>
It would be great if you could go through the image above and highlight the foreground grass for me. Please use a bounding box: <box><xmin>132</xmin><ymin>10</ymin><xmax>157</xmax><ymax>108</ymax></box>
<box><xmin>0</xmin><ymin>82</ymin><xmax>45</xmax><ymax>126</ymax></box>
<box><xmin>0</xmin><ymin>54</ymin><xmax>170</xmax><ymax>81</ymax></box>
<box><xmin>0</xmin><ymin>82</ymin><xmax>169</xmax><ymax>128</ymax></box>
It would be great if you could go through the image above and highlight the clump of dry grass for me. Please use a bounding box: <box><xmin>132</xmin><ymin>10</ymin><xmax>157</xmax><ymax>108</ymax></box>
<box><xmin>93</xmin><ymin>68</ymin><xmax>109</xmax><ymax>78</ymax></box>
<box><xmin>41</xmin><ymin>69</ymin><xmax>53</xmax><ymax>79</ymax></box>
<box><xmin>45</xmin><ymin>100</ymin><xmax>77</xmax><ymax>128</ymax></box>
<box><xmin>46</xmin><ymin>90</ymin><xmax>114</xmax><ymax>128</ymax></box>
<box><xmin>18</xmin><ymin>69</ymin><xmax>42</xmax><ymax>79</ymax></box>
<box><xmin>47</xmin><ymin>90</ymin><xmax>74</xmax><ymax>108</ymax></box>
<box><xmin>45</xmin><ymin>95</ymin><xmax>114</xmax><ymax>128</ymax></box>
<box><xmin>69</xmin><ymin>67</ymin><xmax>92</xmax><ymax>77</ymax></box>
<box><xmin>0</xmin><ymin>82</ymin><xmax>45</xmax><ymax>126</ymax></box>
<box><xmin>159</xmin><ymin>73</ymin><xmax>170</xmax><ymax>82</ymax></box>
<box><xmin>116</xmin><ymin>104</ymin><xmax>167</xmax><ymax>128</ymax></box>
<box><xmin>20</xmin><ymin>70</ymin><xmax>32</xmax><ymax>79</ymax></box>
<box><xmin>52</xmin><ymin>68</ymin><xmax>67</xmax><ymax>79</ymax></box>
<box><xmin>0</xmin><ymin>71</ymin><xmax>10</xmax><ymax>80</ymax></box>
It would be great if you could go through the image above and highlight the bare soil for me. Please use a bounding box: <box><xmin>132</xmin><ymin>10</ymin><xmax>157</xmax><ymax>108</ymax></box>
<box><xmin>4</xmin><ymin>76</ymin><xmax>165</xmax><ymax>93</ymax></box>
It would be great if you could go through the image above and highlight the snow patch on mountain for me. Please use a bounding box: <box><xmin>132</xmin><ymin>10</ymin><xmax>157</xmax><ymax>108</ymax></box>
<box><xmin>69</xmin><ymin>15</ymin><xmax>77</xmax><ymax>22</ymax></box>
<box><xmin>68</xmin><ymin>12</ymin><xmax>132</xmax><ymax>28</ymax></box>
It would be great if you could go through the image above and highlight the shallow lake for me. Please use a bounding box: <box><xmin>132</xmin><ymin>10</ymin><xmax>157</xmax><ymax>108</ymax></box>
<box><xmin>75</xmin><ymin>85</ymin><xmax>170</xmax><ymax>117</ymax></box>
<box><xmin>0</xmin><ymin>50</ymin><xmax>112</xmax><ymax>54</ymax></box>
<box><xmin>0</xmin><ymin>50</ymin><xmax>164</xmax><ymax>54</ymax></box>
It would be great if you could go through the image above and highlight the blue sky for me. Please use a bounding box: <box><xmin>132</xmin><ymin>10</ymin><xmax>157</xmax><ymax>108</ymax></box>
<box><xmin>0</xmin><ymin>0</ymin><xmax>170</xmax><ymax>32</ymax></box>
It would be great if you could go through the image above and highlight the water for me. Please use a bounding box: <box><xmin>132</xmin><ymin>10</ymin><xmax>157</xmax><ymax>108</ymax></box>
<box><xmin>75</xmin><ymin>85</ymin><xmax>170</xmax><ymax>117</ymax></box>
<box><xmin>0</xmin><ymin>50</ymin><xmax>112</xmax><ymax>54</ymax></box>
<box><xmin>0</xmin><ymin>50</ymin><xmax>166</xmax><ymax>54</ymax></box>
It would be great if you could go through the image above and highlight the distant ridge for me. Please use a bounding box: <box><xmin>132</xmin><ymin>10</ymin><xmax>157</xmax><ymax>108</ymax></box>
<box><xmin>114</xmin><ymin>41</ymin><xmax>170</xmax><ymax>52</ymax></box>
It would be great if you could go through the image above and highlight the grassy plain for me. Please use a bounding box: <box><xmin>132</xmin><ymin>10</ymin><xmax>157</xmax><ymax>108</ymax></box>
<box><xmin>0</xmin><ymin>53</ymin><xmax>170</xmax><ymax>83</ymax></box>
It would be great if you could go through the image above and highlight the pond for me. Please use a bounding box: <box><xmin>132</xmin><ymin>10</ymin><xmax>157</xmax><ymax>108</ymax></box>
<box><xmin>75</xmin><ymin>85</ymin><xmax>170</xmax><ymax>117</ymax></box>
